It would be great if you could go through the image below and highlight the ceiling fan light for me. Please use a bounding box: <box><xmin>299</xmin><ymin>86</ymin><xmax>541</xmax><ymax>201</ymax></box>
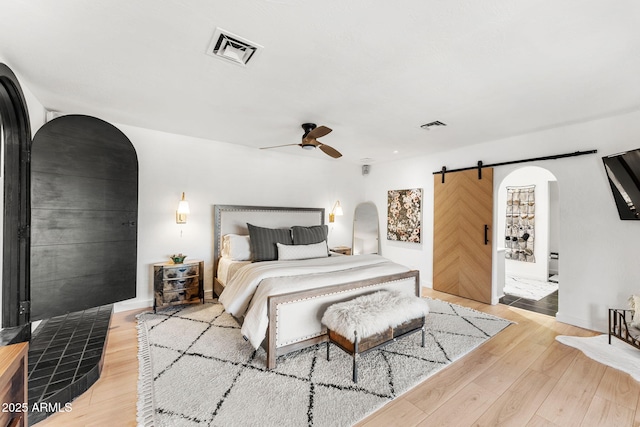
<box><xmin>301</xmin><ymin>144</ymin><xmax>316</xmax><ymax>150</ymax></box>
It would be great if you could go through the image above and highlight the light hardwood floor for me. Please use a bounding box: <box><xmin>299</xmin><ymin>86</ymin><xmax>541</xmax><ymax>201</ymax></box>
<box><xmin>35</xmin><ymin>289</ymin><xmax>638</xmax><ymax>427</ymax></box>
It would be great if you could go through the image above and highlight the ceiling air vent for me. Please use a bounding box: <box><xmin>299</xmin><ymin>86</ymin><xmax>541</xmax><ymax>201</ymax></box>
<box><xmin>420</xmin><ymin>120</ymin><xmax>447</xmax><ymax>130</ymax></box>
<box><xmin>206</xmin><ymin>28</ymin><xmax>262</xmax><ymax>67</ymax></box>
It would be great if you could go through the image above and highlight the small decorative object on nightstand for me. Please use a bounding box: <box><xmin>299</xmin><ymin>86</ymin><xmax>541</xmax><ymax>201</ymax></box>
<box><xmin>170</xmin><ymin>253</ymin><xmax>187</xmax><ymax>263</ymax></box>
<box><xmin>331</xmin><ymin>246</ymin><xmax>352</xmax><ymax>255</ymax></box>
<box><xmin>153</xmin><ymin>259</ymin><xmax>204</xmax><ymax>312</ymax></box>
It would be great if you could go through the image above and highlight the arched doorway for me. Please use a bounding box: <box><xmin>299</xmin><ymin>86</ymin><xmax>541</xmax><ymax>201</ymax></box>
<box><xmin>0</xmin><ymin>63</ymin><xmax>31</xmax><ymax>340</ymax></box>
<box><xmin>496</xmin><ymin>166</ymin><xmax>559</xmax><ymax>316</ymax></box>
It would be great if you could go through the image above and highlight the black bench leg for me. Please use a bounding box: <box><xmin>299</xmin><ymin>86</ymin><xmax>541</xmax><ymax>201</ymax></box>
<box><xmin>353</xmin><ymin>331</ymin><xmax>359</xmax><ymax>383</ymax></box>
<box><xmin>326</xmin><ymin>340</ymin><xmax>330</xmax><ymax>361</ymax></box>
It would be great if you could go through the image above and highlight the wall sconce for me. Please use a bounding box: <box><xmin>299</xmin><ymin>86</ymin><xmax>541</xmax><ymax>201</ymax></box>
<box><xmin>329</xmin><ymin>200</ymin><xmax>343</xmax><ymax>223</ymax></box>
<box><xmin>176</xmin><ymin>192</ymin><xmax>190</xmax><ymax>224</ymax></box>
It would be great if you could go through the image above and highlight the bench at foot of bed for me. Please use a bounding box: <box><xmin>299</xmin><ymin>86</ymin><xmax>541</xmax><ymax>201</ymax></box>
<box><xmin>321</xmin><ymin>290</ymin><xmax>429</xmax><ymax>383</ymax></box>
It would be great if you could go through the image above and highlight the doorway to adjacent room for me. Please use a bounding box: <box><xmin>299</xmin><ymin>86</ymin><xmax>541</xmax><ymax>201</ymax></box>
<box><xmin>497</xmin><ymin>166</ymin><xmax>559</xmax><ymax>316</ymax></box>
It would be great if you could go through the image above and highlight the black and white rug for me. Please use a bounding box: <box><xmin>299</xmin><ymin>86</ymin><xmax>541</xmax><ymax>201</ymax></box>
<box><xmin>137</xmin><ymin>299</ymin><xmax>511</xmax><ymax>427</ymax></box>
<box><xmin>503</xmin><ymin>275</ymin><xmax>558</xmax><ymax>301</ymax></box>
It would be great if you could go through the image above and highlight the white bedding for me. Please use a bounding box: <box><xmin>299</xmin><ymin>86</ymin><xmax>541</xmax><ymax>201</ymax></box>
<box><xmin>219</xmin><ymin>254</ymin><xmax>410</xmax><ymax>349</ymax></box>
<box><xmin>216</xmin><ymin>257</ymin><xmax>252</xmax><ymax>286</ymax></box>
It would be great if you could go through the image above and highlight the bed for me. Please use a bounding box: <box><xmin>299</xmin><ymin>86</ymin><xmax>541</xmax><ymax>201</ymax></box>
<box><xmin>213</xmin><ymin>204</ymin><xmax>420</xmax><ymax>369</ymax></box>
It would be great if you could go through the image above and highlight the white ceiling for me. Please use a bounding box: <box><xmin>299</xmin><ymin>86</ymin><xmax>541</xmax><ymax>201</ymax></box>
<box><xmin>1</xmin><ymin>1</ymin><xmax>640</xmax><ymax>164</ymax></box>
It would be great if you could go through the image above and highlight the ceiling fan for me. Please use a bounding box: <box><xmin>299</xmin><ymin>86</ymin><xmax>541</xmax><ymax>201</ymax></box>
<box><xmin>261</xmin><ymin>123</ymin><xmax>342</xmax><ymax>158</ymax></box>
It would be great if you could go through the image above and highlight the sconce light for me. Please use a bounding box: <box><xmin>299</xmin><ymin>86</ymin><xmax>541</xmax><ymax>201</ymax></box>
<box><xmin>176</xmin><ymin>192</ymin><xmax>190</xmax><ymax>224</ymax></box>
<box><xmin>329</xmin><ymin>200</ymin><xmax>343</xmax><ymax>223</ymax></box>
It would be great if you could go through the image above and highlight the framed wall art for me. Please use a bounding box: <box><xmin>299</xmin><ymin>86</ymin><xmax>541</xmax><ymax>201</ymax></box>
<box><xmin>387</xmin><ymin>188</ymin><xmax>422</xmax><ymax>243</ymax></box>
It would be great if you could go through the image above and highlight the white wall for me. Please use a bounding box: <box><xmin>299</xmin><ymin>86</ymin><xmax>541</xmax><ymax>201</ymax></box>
<box><xmin>3</xmin><ymin>63</ymin><xmax>363</xmax><ymax>315</ymax></box>
<box><xmin>113</xmin><ymin>124</ymin><xmax>362</xmax><ymax>311</ymax></box>
<box><xmin>7</xmin><ymin>55</ymin><xmax>640</xmax><ymax>332</ymax></box>
<box><xmin>361</xmin><ymin>160</ymin><xmax>432</xmax><ymax>274</ymax></box>
<box><xmin>497</xmin><ymin>166</ymin><xmax>557</xmax><ymax>282</ymax></box>
<box><xmin>548</xmin><ymin>181</ymin><xmax>560</xmax><ymax>275</ymax></box>
<box><xmin>365</xmin><ymin>109</ymin><xmax>640</xmax><ymax>333</ymax></box>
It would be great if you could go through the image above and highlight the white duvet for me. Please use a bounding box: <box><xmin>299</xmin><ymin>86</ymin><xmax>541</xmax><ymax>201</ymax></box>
<box><xmin>218</xmin><ymin>254</ymin><xmax>409</xmax><ymax>349</ymax></box>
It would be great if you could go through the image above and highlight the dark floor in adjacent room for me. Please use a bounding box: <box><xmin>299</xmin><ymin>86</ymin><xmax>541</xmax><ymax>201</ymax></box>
<box><xmin>27</xmin><ymin>305</ymin><xmax>112</xmax><ymax>425</ymax></box>
<box><xmin>500</xmin><ymin>290</ymin><xmax>558</xmax><ymax>316</ymax></box>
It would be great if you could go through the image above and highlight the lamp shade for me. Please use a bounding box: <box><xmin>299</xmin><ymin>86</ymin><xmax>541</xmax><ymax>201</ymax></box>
<box><xmin>176</xmin><ymin>192</ymin><xmax>190</xmax><ymax>224</ymax></box>
<box><xmin>177</xmin><ymin>192</ymin><xmax>190</xmax><ymax>214</ymax></box>
<box><xmin>177</xmin><ymin>200</ymin><xmax>190</xmax><ymax>214</ymax></box>
<box><xmin>333</xmin><ymin>201</ymin><xmax>343</xmax><ymax>216</ymax></box>
<box><xmin>329</xmin><ymin>200</ymin><xmax>343</xmax><ymax>223</ymax></box>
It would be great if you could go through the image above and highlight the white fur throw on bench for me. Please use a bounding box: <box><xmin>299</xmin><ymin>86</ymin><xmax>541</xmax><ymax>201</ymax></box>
<box><xmin>321</xmin><ymin>290</ymin><xmax>430</xmax><ymax>343</ymax></box>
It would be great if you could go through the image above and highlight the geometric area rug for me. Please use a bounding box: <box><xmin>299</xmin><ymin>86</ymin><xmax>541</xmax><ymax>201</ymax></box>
<box><xmin>137</xmin><ymin>299</ymin><xmax>512</xmax><ymax>427</ymax></box>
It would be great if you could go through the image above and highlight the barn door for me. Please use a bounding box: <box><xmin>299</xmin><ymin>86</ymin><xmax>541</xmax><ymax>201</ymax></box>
<box><xmin>433</xmin><ymin>168</ymin><xmax>493</xmax><ymax>303</ymax></box>
<box><xmin>30</xmin><ymin>115</ymin><xmax>138</xmax><ymax>320</ymax></box>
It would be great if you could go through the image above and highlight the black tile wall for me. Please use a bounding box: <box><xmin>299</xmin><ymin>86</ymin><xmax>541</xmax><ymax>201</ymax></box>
<box><xmin>27</xmin><ymin>305</ymin><xmax>112</xmax><ymax>425</ymax></box>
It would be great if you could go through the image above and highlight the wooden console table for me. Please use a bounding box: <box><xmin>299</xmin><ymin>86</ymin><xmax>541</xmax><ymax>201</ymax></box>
<box><xmin>0</xmin><ymin>342</ymin><xmax>28</xmax><ymax>427</ymax></box>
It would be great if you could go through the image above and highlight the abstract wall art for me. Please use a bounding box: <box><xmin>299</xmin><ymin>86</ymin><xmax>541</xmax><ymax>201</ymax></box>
<box><xmin>387</xmin><ymin>188</ymin><xmax>422</xmax><ymax>243</ymax></box>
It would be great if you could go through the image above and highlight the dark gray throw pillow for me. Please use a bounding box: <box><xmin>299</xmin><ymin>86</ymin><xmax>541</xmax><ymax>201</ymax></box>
<box><xmin>291</xmin><ymin>225</ymin><xmax>328</xmax><ymax>245</ymax></box>
<box><xmin>247</xmin><ymin>223</ymin><xmax>293</xmax><ymax>262</ymax></box>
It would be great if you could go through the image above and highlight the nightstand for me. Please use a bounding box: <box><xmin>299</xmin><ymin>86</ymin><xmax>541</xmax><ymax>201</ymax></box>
<box><xmin>153</xmin><ymin>260</ymin><xmax>204</xmax><ymax>312</ymax></box>
<box><xmin>330</xmin><ymin>246</ymin><xmax>352</xmax><ymax>255</ymax></box>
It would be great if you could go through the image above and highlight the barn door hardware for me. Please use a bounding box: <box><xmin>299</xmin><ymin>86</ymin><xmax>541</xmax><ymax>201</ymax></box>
<box><xmin>434</xmin><ymin>149</ymin><xmax>597</xmax><ymax>178</ymax></box>
<box><xmin>484</xmin><ymin>224</ymin><xmax>489</xmax><ymax>245</ymax></box>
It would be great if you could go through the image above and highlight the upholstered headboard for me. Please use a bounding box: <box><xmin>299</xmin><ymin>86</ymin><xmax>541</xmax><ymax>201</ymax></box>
<box><xmin>213</xmin><ymin>205</ymin><xmax>325</xmax><ymax>276</ymax></box>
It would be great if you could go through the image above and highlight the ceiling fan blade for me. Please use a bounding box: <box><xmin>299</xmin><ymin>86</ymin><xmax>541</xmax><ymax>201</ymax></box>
<box><xmin>306</xmin><ymin>125</ymin><xmax>332</xmax><ymax>140</ymax></box>
<box><xmin>260</xmin><ymin>143</ymin><xmax>302</xmax><ymax>150</ymax></box>
<box><xmin>318</xmin><ymin>143</ymin><xmax>342</xmax><ymax>158</ymax></box>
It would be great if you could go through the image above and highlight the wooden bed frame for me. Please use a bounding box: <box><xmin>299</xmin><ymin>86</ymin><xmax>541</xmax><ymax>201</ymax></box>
<box><xmin>213</xmin><ymin>204</ymin><xmax>421</xmax><ymax>369</ymax></box>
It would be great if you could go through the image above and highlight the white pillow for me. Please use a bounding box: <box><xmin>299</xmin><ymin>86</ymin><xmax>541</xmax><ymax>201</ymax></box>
<box><xmin>221</xmin><ymin>234</ymin><xmax>252</xmax><ymax>261</ymax></box>
<box><xmin>630</xmin><ymin>294</ymin><xmax>640</xmax><ymax>328</ymax></box>
<box><xmin>277</xmin><ymin>241</ymin><xmax>329</xmax><ymax>261</ymax></box>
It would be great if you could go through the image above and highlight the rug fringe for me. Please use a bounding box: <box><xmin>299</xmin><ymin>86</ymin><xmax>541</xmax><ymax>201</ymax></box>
<box><xmin>137</xmin><ymin>312</ymin><xmax>156</xmax><ymax>427</ymax></box>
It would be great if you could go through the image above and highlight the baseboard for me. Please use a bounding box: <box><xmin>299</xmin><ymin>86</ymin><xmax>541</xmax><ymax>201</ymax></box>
<box><xmin>421</xmin><ymin>279</ymin><xmax>433</xmax><ymax>290</ymax></box>
<box><xmin>555</xmin><ymin>312</ymin><xmax>606</xmax><ymax>334</ymax></box>
<box><xmin>113</xmin><ymin>298</ymin><xmax>153</xmax><ymax>313</ymax></box>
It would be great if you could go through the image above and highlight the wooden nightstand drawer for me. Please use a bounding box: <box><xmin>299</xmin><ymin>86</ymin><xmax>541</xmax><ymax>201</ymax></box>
<box><xmin>163</xmin><ymin>277</ymin><xmax>198</xmax><ymax>291</ymax></box>
<box><xmin>163</xmin><ymin>264</ymin><xmax>198</xmax><ymax>279</ymax></box>
<box><xmin>162</xmin><ymin>287</ymin><xmax>200</xmax><ymax>305</ymax></box>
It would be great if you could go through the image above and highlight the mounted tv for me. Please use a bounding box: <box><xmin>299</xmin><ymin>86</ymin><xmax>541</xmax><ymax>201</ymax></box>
<box><xmin>602</xmin><ymin>148</ymin><xmax>640</xmax><ymax>220</ymax></box>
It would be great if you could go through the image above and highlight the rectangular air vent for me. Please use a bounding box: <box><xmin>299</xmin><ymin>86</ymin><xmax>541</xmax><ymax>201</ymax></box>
<box><xmin>206</xmin><ymin>28</ymin><xmax>262</xmax><ymax>67</ymax></box>
<box><xmin>420</xmin><ymin>120</ymin><xmax>447</xmax><ymax>130</ymax></box>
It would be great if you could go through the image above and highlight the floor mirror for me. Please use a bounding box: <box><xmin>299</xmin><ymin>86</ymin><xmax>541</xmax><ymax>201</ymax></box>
<box><xmin>352</xmin><ymin>201</ymin><xmax>380</xmax><ymax>255</ymax></box>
